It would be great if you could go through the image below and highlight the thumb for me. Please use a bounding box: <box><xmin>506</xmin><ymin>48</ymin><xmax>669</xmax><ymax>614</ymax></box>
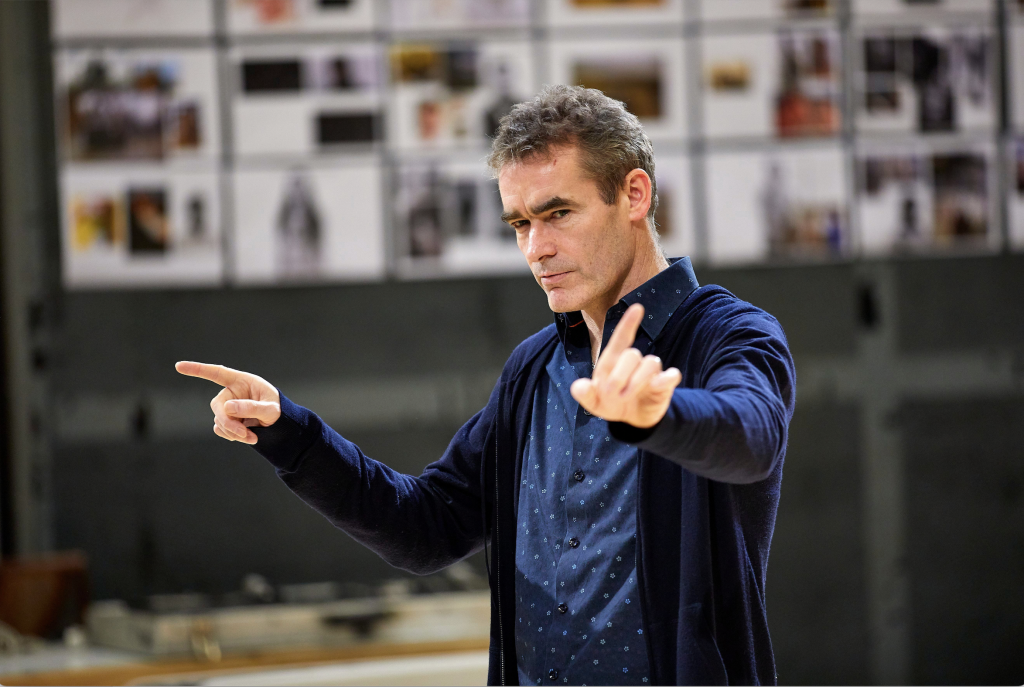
<box><xmin>224</xmin><ymin>399</ymin><xmax>281</xmax><ymax>426</ymax></box>
<box><xmin>570</xmin><ymin>378</ymin><xmax>598</xmax><ymax>409</ymax></box>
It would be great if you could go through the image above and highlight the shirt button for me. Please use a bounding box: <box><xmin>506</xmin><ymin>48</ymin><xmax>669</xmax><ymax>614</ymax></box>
<box><xmin>573</xmin><ymin>470</ymin><xmax>585</xmax><ymax>482</ymax></box>
<box><xmin>568</xmin><ymin>537</ymin><xmax>580</xmax><ymax>549</ymax></box>
<box><xmin>548</xmin><ymin>668</ymin><xmax>559</xmax><ymax>680</ymax></box>
<box><xmin>558</xmin><ymin>603</ymin><xmax>568</xmax><ymax>614</ymax></box>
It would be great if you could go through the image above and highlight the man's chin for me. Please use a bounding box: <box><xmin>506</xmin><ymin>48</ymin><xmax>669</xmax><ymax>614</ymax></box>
<box><xmin>545</xmin><ymin>288</ymin><xmax>583</xmax><ymax>314</ymax></box>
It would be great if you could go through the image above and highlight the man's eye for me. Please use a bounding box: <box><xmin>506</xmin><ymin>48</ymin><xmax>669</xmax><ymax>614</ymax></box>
<box><xmin>512</xmin><ymin>221</ymin><xmax>529</xmax><ymax>231</ymax></box>
<box><xmin>552</xmin><ymin>209</ymin><xmax>569</xmax><ymax>219</ymax></box>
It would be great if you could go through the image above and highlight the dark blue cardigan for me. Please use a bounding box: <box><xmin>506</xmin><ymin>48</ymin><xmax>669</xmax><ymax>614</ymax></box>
<box><xmin>252</xmin><ymin>283</ymin><xmax>796</xmax><ymax>686</ymax></box>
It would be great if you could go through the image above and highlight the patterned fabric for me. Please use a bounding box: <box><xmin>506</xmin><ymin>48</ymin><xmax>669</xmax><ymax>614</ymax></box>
<box><xmin>514</xmin><ymin>260</ymin><xmax>698</xmax><ymax>686</ymax></box>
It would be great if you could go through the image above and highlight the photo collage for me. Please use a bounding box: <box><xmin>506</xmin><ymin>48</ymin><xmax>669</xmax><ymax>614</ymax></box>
<box><xmin>50</xmin><ymin>0</ymin><xmax>1012</xmax><ymax>288</ymax></box>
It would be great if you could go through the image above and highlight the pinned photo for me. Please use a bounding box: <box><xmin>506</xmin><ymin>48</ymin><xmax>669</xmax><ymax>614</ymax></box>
<box><xmin>858</xmin><ymin>27</ymin><xmax>993</xmax><ymax>134</ymax></box>
<box><xmin>775</xmin><ymin>31</ymin><xmax>840</xmax><ymax>138</ymax></box>
<box><xmin>232</xmin><ymin>163</ymin><xmax>385</xmax><ymax>285</ymax></box>
<box><xmin>128</xmin><ymin>187</ymin><xmax>170</xmax><ymax>254</ymax></box>
<box><xmin>857</xmin><ymin>148</ymin><xmax>993</xmax><ymax>254</ymax></box>
<box><xmin>705</xmin><ymin>146</ymin><xmax>848</xmax><ymax>265</ymax></box>
<box><xmin>227</xmin><ymin>0</ymin><xmax>373</xmax><ymax>35</ymax></box>
<box><xmin>706</xmin><ymin>61</ymin><xmax>752</xmax><ymax>93</ymax></box>
<box><xmin>548</xmin><ymin>0</ymin><xmax>684</xmax><ymax>27</ymax></box>
<box><xmin>389</xmin><ymin>0</ymin><xmax>529</xmax><ymax>30</ymax></box>
<box><xmin>389</xmin><ymin>41</ymin><xmax>532</xmax><ymax>150</ymax></box>
<box><xmin>701</xmin><ymin>28</ymin><xmax>839</xmax><ymax>140</ymax></box>
<box><xmin>573</xmin><ymin>57</ymin><xmax>663</xmax><ymax>119</ymax></box>
<box><xmin>233</xmin><ymin>0</ymin><xmax>298</xmax><ymax>26</ymax></box>
<box><xmin>701</xmin><ymin>0</ymin><xmax>832</xmax><ymax>23</ymax></box>
<box><xmin>395</xmin><ymin>160</ymin><xmax>525</xmax><ymax>276</ymax></box>
<box><xmin>232</xmin><ymin>43</ymin><xmax>383</xmax><ymax>156</ymax></box>
<box><xmin>71</xmin><ymin>193</ymin><xmax>122</xmax><ymax>253</ymax></box>
<box><xmin>275</xmin><ymin>172</ymin><xmax>323</xmax><ymax>277</ymax></box>
<box><xmin>59</xmin><ymin>50</ymin><xmax>216</xmax><ymax>162</ymax></box>
<box><xmin>761</xmin><ymin>158</ymin><xmax>847</xmax><ymax>258</ymax></box>
<box><xmin>571</xmin><ymin>0</ymin><xmax>664</xmax><ymax>6</ymax></box>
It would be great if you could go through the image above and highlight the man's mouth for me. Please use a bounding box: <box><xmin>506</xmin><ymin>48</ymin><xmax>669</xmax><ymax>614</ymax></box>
<box><xmin>539</xmin><ymin>271</ymin><xmax>571</xmax><ymax>286</ymax></box>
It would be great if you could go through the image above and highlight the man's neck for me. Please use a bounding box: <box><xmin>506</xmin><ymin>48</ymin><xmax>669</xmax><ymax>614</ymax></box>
<box><xmin>580</xmin><ymin>246</ymin><xmax>669</xmax><ymax>365</ymax></box>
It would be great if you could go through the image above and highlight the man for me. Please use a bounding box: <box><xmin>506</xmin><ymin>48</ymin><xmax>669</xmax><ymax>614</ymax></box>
<box><xmin>177</xmin><ymin>85</ymin><xmax>795</xmax><ymax>685</ymax></box>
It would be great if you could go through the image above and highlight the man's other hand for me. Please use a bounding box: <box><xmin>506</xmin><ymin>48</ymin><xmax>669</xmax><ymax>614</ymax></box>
<box><xmin>175</xmin><ymin>362</ymin><xmax>281</xmax><ymax>445</ymax></box>
<box><xmin>569</xmin><ymin>303</ymin><xmax>682</xmax><ymax>429</ymax></box>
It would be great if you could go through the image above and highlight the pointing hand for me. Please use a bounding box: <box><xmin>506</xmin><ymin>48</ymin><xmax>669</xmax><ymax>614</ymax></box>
<box><xmin>569</xmin><ymin>304</ymin><xmax>681</xmax><ymax>429</ymax></box>
<box><xmin>175</xmin><ymin>361</ymin><xmax>281</xmax><ymax>445</ymax></box>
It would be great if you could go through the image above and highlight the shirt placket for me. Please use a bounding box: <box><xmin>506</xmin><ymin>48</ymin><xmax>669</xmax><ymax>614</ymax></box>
<box><xmin>539</xmin><ymin>366</ymin><xmax>578</xmax><ymax>682</ymax></box>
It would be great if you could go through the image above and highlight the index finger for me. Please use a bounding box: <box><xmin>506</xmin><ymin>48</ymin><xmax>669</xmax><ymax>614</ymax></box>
<box><xmin>175</xmin><ymin>361</ymin><xmax>242</xmax><ymax>387</ymax></box>
<box><xmin>594</xmin><ymin>303</ymin><xmax>644</xmax><ymax>377</ymax></box>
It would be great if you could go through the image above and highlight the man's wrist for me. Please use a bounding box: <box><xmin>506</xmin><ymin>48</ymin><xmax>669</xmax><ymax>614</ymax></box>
<box><xmin>607</xmin><ymin>416</ymin><xmax>663</xmax><ymax>444</ymax></box>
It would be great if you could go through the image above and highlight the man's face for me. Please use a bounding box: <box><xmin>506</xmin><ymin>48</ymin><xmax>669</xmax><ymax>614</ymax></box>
<box><xmin>498</xmin><ymin>145</ymin><xmax>635</xmax><ymax>314</ymax></box>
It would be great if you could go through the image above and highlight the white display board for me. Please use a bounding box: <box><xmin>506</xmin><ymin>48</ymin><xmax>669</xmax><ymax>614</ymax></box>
<box><xmin>855</xmin><ymin>25</ymin><xmax>995</xmax><ymax>135</ymax></box>
<box><xmin>1008</xmin><ymin>138</ymin><xmax>1024</xmax><ymax>252</ymax></box>
<box><xmin>653</xmin><ymin>154</ymin><xmax>696</xmax><ymax>261</ymax></box>
<box><xmin>231</xmin><ymin>42</ymin><xmax>384</xmax><ymax>158</ymax></box>
<box><xmin>700</xmin><ymin>0</ymin><xmax>836</xmax><ymax>22</ymax></box>
<box><xmin>60</xmin><ymin>165</ymin><xmax>223</xmax><ymax>288</ymax></box>
<box><xmin>855</xmin><ymin>139</ymin><xmax>998</xmax><ymax>255</ymax></box>
<box><xmin>54</xmin><ymin>48</ymin><xmax>222</xmax><ymax>164</ymax></box>
<box><xmin>388</xmin><ymin>39</ymin><xmax>535</xmax><ymax>152</ymax></box>
<box><xmin>701</xmin><ymin>28</ymin><xmax>841</xmax><ymax>140</ymax></box>
<box><xmin>851</xmin><ymin>0</ymin><xmax>992</xmax><ymax>16</ymax></box>
<box><xmin>546</xmin><ymin>0</ymin><xmax>686</xmax><ymax>28</ymax></box>
<box><xmin>705</xmin><ymin>144</ymin><xmax>848</xmax><ymax>265</ymax></box>
<box><xmin>51</xmin><ymin>0</ymin><xmax>215</xmax><ymax>39</ymax></box>
<box><xmin>389</xmin><ymin>0</ymin><xmax>530</xmax><ymax>31</ymax></box>
<box><xmin>394</xmin><ymin>157</ymin><xmax>529</xmax><ymax>278</ymax></box>
<box><xmin>232</xmin><ymin>160</ymin><xmax>386</xmax><ymax>284</ymax></box>
<box><xmin>1012</xmin><ymin>24</ymin><xmax>1024</xmax><ymax>131</ymax></box>
<box><xmin>48</xmin><ymin>0</ymin><xmax>1018</xmax><ymax>287</ymax></box>
<box><xmin>226</xmin><ymin>0</ymin><xmax>375</xmax><ymax>35</ymax></box>
<box><xmin>547</xmin><ymin>36</ymin><xmax>687</xmax><ymax>142</ymax></box>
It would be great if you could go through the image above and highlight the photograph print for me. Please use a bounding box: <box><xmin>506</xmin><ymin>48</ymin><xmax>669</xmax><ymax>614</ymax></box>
<box><xmin>55</xmin><ymin>47</ymin><xmax>220</xmax><ymax>163</ymax></box>
<box><xmin>702</xmin><ymin>27</ymin><xmax>841</xmax><ymax>140</ymax></box>
<box><xmin>231</xmin><ymin>42</ymin><xmax>384</xmax><ymax>158</ymax></box>
<box><xmin>856</xmin><ymin>25</ymin><xmax>994</xmax><ymax>135</ymax></box>
<box><xmin>705</xmin><ymin>144</ymin><xmax>849</xmax><ymax>265</ymax></box>
<box><xmin>61</xmin><ymin>166</ymin><xmax>223</xmax><ymax>288</ymax></box>
<box><xmin>856</xmin><ymin>141</ymin><xmax>996</xmax><ymax>255</ymax></box>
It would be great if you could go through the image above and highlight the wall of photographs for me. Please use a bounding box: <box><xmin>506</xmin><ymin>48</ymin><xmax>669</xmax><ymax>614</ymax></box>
<box><xmin>50</xmin><ymin>0</ymin><xmax>1019</xmax><ymax>289</ymax></box>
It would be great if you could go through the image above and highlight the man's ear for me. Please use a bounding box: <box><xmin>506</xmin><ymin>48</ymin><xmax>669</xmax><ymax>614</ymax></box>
<box><xmin>623</xmin><ymin>169</ymin><xmax>653</xmax><ymax>224</ymax></box>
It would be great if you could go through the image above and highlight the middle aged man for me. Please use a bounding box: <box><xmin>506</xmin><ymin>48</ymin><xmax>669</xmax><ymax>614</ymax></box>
<box><xmin>177</xmin><ymin>85</ymin><xmax>796</xmax><ymax>686</ymax></box>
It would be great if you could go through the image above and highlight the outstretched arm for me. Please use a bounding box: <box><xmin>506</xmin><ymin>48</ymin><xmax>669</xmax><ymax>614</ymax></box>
<box><xmin>567</xmin><ymin>304</ymin><xmax>795</xmax><ymax>485</ymax></box>
<box><xmin>175</xmin><ymin>361</ymin><xmax>491</xmax><ymax>574</ymax></box>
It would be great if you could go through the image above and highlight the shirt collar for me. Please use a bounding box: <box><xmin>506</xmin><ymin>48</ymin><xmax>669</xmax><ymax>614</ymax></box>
<box><xmin>553</xmin><ymin>256</ymin><xmax>699</xmax><ymax>346</ymax></box>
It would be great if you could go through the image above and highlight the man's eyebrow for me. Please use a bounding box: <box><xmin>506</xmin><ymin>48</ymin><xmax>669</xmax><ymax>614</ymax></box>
<box><xmin>501</xmin><ymin>196</ymin><xmax>577</xmax><ymax>224</ymax></box>
<box><xmin>530</xmin><ymin>196</ymin><xmax>576</xmax><ymax>216</ymax></box>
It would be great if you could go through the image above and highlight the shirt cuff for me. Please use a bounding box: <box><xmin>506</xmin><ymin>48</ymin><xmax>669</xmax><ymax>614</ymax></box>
<box><xmin>250</xmin><ymin>391</ymin><xmax>321</xmax><ymax>472</ymax></box>
<box><xmin>607</xmin><ymin>418</ymin><xmax>662</xmax><ymax>445</ymax></box>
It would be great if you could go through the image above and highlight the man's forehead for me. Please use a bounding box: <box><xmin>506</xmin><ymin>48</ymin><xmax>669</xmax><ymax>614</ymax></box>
<box><xmin>498</xmin><ymin>147</ymin><xmax>585</xmax><ymax>204</ymax></box>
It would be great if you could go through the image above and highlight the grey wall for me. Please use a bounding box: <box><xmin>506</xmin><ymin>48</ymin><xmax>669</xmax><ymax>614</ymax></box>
<box><xmin>45</xmin><ymin>256</ymin><xmax>1024</xmax><ymax>684</ymax></box>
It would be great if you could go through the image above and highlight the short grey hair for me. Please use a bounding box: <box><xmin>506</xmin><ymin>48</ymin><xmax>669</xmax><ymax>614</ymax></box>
<box><xmin>487</xmin><ymin>84</ymin><xmax>659</xmax><ymax>233</ymax></box>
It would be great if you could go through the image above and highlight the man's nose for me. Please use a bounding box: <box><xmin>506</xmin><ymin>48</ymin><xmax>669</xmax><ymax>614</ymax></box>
<box><xmin>523</xmin><ymin>223</ymin><xmax>556</xmax><ymax>264</ymax></box>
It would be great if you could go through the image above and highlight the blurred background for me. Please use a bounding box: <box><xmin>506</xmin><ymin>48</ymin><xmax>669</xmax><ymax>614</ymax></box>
<box><xmin>0</xmin><ymin>0</ymin><xmax>1022</xmax><ymax>684</ymax></box>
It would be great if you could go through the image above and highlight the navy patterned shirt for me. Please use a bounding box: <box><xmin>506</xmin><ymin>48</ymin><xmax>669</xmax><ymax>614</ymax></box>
<box><xmin>514</xmin><ymin>258</ymin><xmax>699</xmax><ymax>686</ymax></box>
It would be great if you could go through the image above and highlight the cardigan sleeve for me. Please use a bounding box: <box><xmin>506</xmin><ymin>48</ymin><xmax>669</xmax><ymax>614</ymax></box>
<box><xmin>610</xmin><ymin>302</ymin><xmax>796</xmax><ymax>484</ymax></box>
<box><xmin>249</xmin><ymin>380</ymin><xmax>500</xmax><ymax>575</ymax></box>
